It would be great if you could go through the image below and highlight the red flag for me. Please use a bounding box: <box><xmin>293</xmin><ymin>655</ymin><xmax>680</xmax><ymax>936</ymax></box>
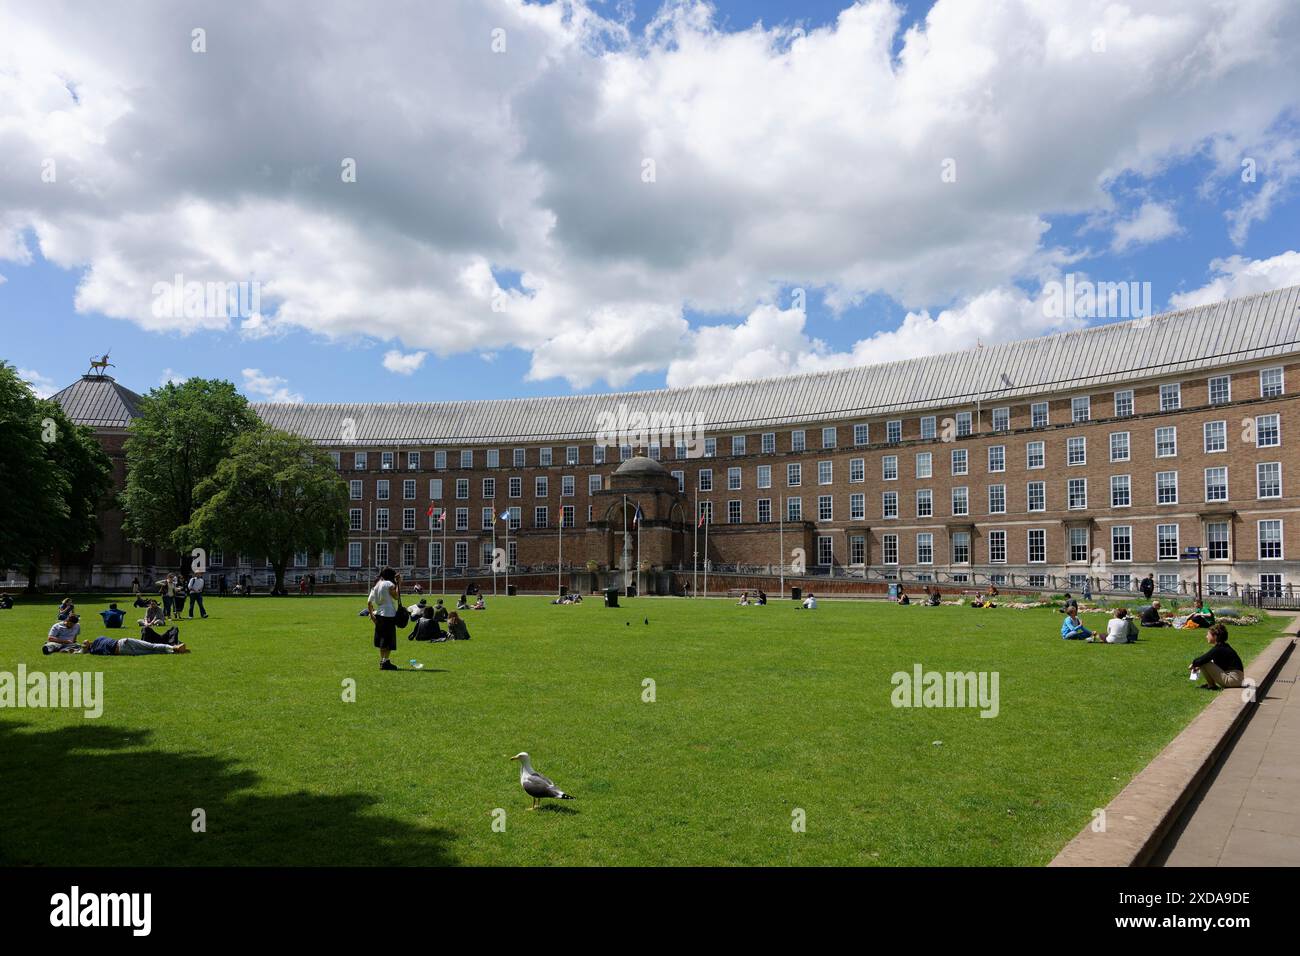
<box><xmin>426</xmin><ymin>503</ymin><xmax>434</xmax><ymax>517</ymax></box>
<box><xmin>428</xmin><ymin>505</ymin><xmax>444</xmax><ymax>524</ymax></box>
<box><xmin>697</xmin><ymin>510</ymin><xmax>707</xmax><ymax>528</ymax></box>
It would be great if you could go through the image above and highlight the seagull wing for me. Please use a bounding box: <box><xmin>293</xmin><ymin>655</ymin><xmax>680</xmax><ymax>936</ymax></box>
<box><xmin>522</xmin><ymin>770</ymin><xmax>571</xmax><ymax>799</ymax></box>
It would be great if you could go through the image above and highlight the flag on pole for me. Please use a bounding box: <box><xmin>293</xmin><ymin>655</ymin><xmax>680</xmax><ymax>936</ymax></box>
<box><xmin>697</xmin><ymin>509</ymin><xmax>707</xmax><ymax>528</ymax></box>
<box><xmin>428</xmin><ymin>505</ymin><xmax>444</xmax><ymax>524</ymax></box>
<box><xmin>499</xmin><ymin>508</ymin><xmax>511</xmax><ymax>522</ymax></box>
<box><xmin>633</xmin><ymin>504</ymin><xmax>643</xmax><ymax>528</ymax></box>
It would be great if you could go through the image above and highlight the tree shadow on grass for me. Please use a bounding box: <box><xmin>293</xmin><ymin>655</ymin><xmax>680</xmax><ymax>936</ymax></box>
<box><xmin>0</xmin><ymin>720</ymin><xmax>459</xmax><ymax>867</ymax></box>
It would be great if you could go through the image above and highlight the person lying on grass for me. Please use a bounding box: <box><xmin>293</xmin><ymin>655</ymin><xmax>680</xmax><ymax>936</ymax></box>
<box><xmin>1061</xmin><ymin>608</ymin><xmax>1092</xmax><ymax>640</ymax></box>
<box><xmin>80</xmin><ymin>636</ymin><xmax>190</xmax><ymax>655</ymax></box>
<box><xmin>1189</xmin><ymin>624</ymin><xmax>1243</xmax><ymax>690</ymax></box>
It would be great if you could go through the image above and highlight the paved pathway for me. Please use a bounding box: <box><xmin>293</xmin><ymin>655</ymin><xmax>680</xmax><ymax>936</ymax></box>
<box><xmin>1153</xmin><ymin>621</ymin><xmax>1300</xmax><ymax>867</ymax></box>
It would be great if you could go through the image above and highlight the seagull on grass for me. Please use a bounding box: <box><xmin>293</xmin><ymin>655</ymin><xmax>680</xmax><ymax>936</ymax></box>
<box><xmin>511</xmin><ymin>752</ymin><xmax>574</xmax><ymax>809</ymax></box>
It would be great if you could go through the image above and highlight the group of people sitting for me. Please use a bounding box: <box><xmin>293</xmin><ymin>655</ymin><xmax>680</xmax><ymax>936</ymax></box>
<box><xmin>405</xmin><ymin>598</ymin><xmax>471</xmax><ymax>642</ymax></box>
<box><xmin>736</xmin><ymin>590</ymin><xmax>768</xmax><ymax>606</ymax></box>
<box><xmin>43</xmin><ymin>596</ymin><xmax>189</xmax><ymax>655</ymax></box>
<box><xmin>896</xmin><ymin>587</ymin><xmax>943</xmax><ymax>606</ymax></box>
<box><xmin>1059</xmin><ymin>601</ymin><xmax>1245</xmax><ymax>688</ymax></box>
<box><xmin>456</xmin><ymin>593</ymin><xmax>487</xmax><ymax>611</ymax></box>
<box><xmin>0</xmin><ymin>592</ymin><xmax>13</xmax><ymax>610</ymax></box>
<box><xmin>552</xmin><ymin>592</ymin><xmax>584</xmax><ymax>605</ymax></box>
<box><xmin>1061</xmin><ymin>606</ymin><xmax>1139</xmax><ymax>644</ymax></box>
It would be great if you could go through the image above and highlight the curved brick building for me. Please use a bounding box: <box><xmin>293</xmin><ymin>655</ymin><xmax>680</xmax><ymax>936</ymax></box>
<box><xmin>46</xmin><ymin>284</ymin><xmax>1300</xmax><ymax>599</ymax></box>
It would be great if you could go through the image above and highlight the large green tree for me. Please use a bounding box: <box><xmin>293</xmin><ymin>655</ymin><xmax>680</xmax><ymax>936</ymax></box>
<box><xmin>182</xmin><ymin>426</ymin><xmax>348</xmax><ymax>595</ymax></box>
<box><xmin>0</xmin><ymin>363</ymin><xmax>113</xmax><ymax>587</ymax></box>
<box><xmin>121</xmin><ymin>377</ymin><xmax>259</xmax><ymax>566</ymax></box>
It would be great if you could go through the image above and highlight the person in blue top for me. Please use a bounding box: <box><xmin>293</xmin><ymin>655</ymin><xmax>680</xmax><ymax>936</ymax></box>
<box><xmin>82</xmin><ymin>636</ymin><xmax>189</xmax><ymax>655</ymax></box>
<box><xmin>99</xmin><ymin>603</ymin><xmax>125</xmax><ymax>628</ymax></box>
<box><xmin>1061</xmin><ymin>608</ymin><xmax>1092</xmax><ymax>640</ymax></box>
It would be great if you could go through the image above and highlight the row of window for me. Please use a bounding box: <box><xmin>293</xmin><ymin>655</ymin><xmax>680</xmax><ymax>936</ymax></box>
<box><xmin>331</xmin><ymin>369</ymin><xmax>1288</xmax><ymax>471</ymax></box>
<box><xmin>342</xmin><ymin>415</ymin><xmax>1284</xmax><ymax>505</ymax></box>
<box><xmin>869</xmin><ymin>520</ymin><xmax>1285</xmax><ymax>566</ymax></box>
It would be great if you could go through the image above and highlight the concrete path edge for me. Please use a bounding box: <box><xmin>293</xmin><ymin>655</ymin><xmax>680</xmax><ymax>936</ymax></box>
<box><xmin>1050</xmin><ymin>616</ymin><xmax>1299</xmax><ymax>867</ymax></box>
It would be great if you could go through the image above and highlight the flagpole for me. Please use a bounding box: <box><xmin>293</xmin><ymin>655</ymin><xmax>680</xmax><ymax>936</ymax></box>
<box><xmin>493</xmin><ymin>520</ymin><xmax>498</xmax><ymax>596</ymax></box>
<box><xmin>703</xmin><ymin>513</ymin><xmax>709</xmax><ymax>600</ymax></box>
<box><xmin>441</xmin><ymin>514</ymin><xmax>446</xmax><ymax>598</ymax></box>
<box><xmin>692</xmin><ymin>492</ymin><xmax>698</xmax><ymax>598</ymax></box>
<box><xmin>504</xmin><ymin>513</ymin><xmax>510</xmax><ymax>596</ymax></box>
<box><xmin>557</xmin><ymin>512</ymin><xmax>563</xmax><ymax>597</ymax></box>
<box><xmin>622</xmin><ymin>493</ymin><xmax>628</xmax><ymax>593</ymax></box>
<box><xmin>636</xmin><ymin>503</ymin><xmax>642</xmax><ymax>597</ymax></box>
<box><xmin>428</xmin><ymin>510</ymin><xmax>433</xmax><ymax>596</ymax></box>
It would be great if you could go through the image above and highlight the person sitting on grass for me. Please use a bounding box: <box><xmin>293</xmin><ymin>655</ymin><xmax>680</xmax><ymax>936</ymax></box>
<box><xmin>1140</xmin><ymin>600</ymin><xmax>1169</xmax><ymax>627</ymax></box>
<box><xmin>738</xmin><ymin>591</ymin><xmax>750</xmax><ymax>606</ymax></box>
<box><xmin>801</xmin><ymin>592</ymin><xmax>818</xmax><ymax>609</ymax></box>
<box><xmin>432</xmin><ymin>599</ymin><xmax>449</xmax><ymax>623</ymax></box>
<box><xmin>137</xmin><ymin>600</ymin><xmax>165</xmax><ymax>629</ymax></box>
<box><xmin>926</xmin><ymin>588</ymin><xmax>942</xmax><ymax>607</ymax></box>
<box><xmin>1061</xmin><ymin>608</ymin><xmax>1092</xmax><ymax>640</ymax></box>
<box><xmin>1090</xmin><ymin>607</ymin><xmax>1136</xmax><ymax>644</ymax></box>
<box><xmin>1190</xmin><ymin>624</ymin><xmax>1244</xmax><ymax>690</ymax></box>
<box><xmin>99</xmin><ymin>603</ymin><xmax>126</xmax><ymax>629</ymax></box>
<box><xmin>1186</xmin><ymin>603</ymin><xmax>1216</xmax><ymax>629</ymax></box>
<box><xmin>81</xmin><ymin>636</ymin><xmax>190</xmax><ymax>655</ymax></box>
<box><xmin>407</xmin><ymin>597</ymin><xmax>428</xmax><ymax>618</ymax></box>
<box><xmin>57</xmin><ymin>598</ymin><xmax>75</xmax><ymax>622</ymax></box>
<box><xmin>898</xmin><ymin>591</ymin><xmax>911</xmax><ymax>605</ymax></box>
<box><xmin>756</xmin><ymin>589</ymin><xmax>767</xmax><ymax>605</ymax></box>
<box><xmin>446</xmin><ymin>611</ymin><xmax>471</xmax><ymax>641</ymax></box>
<box><xmin>0</xmin><ymin>592</ymin><xmax>12</xmax><ymax>610</ymax></box>
<box><xmin>472</xmin><ymin>595</ymin><xmax>486</xmax><ymax>610</ymax></box>
<box><xmin>410</xmin><ymin>606</ymin><xmax>446</xmax><ymax>642</ymax></box>
<box><xmin>44</xmin><ymin>615</ymin><xmax>82</xmax><ymax>653</ymax></box>
<box><xmin>456</xmin><ymin>594</ymin><xmax>470</xmax><ymax>610</ymax></box>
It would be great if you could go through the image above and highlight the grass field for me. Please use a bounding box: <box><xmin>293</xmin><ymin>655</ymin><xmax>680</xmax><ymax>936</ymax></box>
<box><xmin>0</xmin><ymin>593</ymin><xmax>1284</xmax><ymax>866</ymax></box>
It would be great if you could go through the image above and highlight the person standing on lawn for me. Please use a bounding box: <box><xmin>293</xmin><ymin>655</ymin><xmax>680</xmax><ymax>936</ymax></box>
<box><xmin>367</xmin><ymin>567</ymin><xmax>401</xmax><ymax>671</ymax></box>
<box><xmin>187</xmin><ymin>570</ymin><xmax>208</xmax><ymax>619</ymax></box>
<box><xmin>1140</xmin><ymin>574</ymin><xmax>1155</xmax><ymax>601</ymax></box>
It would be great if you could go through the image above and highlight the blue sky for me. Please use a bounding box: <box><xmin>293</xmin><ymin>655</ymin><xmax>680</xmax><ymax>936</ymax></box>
<box><xmin>3</xmin><ymin>0</ymin><xmax>1299</xmax><ymax>403</ymax></box>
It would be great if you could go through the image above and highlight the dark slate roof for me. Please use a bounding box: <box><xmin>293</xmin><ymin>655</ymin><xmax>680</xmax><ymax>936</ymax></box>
<box><xmin>252</xmin><ymin>284</ymin><xmax>1300</xmax><ymax>445</ymax></box>
<box><xmin>50</xmin><ymin>375</ymin><xmax>145</xmax><ymax>429</ymax></box>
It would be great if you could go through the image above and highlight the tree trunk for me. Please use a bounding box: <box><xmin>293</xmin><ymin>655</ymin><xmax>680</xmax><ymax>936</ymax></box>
<box><xmin>272</xmin><ymin>562</ymin><xmax>287</xmax><ymax>596</ymax></box>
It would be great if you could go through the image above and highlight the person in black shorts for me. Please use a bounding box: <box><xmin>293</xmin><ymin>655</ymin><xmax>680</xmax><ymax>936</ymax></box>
<box><xmin>367</xmin><ymin>567</ymin><xmax>402</xmax><ymax>671</ymax></box>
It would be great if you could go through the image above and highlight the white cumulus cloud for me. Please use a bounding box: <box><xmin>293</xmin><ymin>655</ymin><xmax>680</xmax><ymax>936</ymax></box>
<box><xmin>240</xmin><ymin>368</ymin><xmax>303</xmax><ymax>404</ymax></box>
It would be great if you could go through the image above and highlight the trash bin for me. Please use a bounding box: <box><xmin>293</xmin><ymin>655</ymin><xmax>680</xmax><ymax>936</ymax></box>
<box><xmin>791</xmin><ymin>586</ymin><xmax>802</xmax><ymax>601</ymax></box>
<box><xmin>626</xmin><ymin>584</ymin><xmax>637</xmax><ymax>598</ymax></box>
<box><xmin>558</xmin><ymin>585</ymin><xmax>568</xmax><ymax>597</ymax></box>
<box><xmin>604</xmin><ymin>587</ymin><xmax>620</xmax><ymax>608</ymax></box>
<box><xmin>506</xmin><ymin>584</ymin><xmax>517</xmax><ymax>597</ymax></box>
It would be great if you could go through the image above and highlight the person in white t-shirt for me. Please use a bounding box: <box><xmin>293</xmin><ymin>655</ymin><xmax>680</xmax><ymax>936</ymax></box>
<box><xmin>1098</xmin><ymin>607</ymin><xmax>1137</xmax><ymax>644</ymax></box>
<box><xmin>186</xmin><ymin>573</ymin><xmax>208</xmax><ymax>619</ymax></box>
<box><xmin>367</xmin><ymin>567</ymin><xmax>402</xmax><ymax>671</ymax></box>
<box><xmin>801</xmin><ymin>593</ymin><xmax>818</xmax><ymax>609</ymax></box>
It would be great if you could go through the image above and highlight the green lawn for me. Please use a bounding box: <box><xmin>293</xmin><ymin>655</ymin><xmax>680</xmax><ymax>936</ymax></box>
<box><xmin>0</xmin><ymin>593</ymin><xmax>1284</xmax><ymax>866</ymax></box>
